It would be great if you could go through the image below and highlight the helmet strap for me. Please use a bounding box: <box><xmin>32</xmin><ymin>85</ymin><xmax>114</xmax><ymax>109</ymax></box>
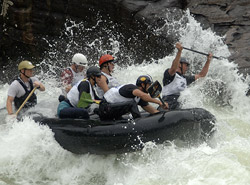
<box><xmin>142</xmin><ymin>83</ymin><xmax>147</xmax><ymax>93</ymax></box>
<box><xmin>103</xmin><ymin>64</ymin><xmax>111</xmax><ymax>75</ymax></box>
<box><xmin>91</xmin><ymin>76</ymin><xmax>97</xmax><ymax>85</ymax></box>
<box><xmin>74</xmin><ymin>64</ymin><xmax>80</xmax><ymax>73</ymax></box>
<box><xmin>107</xmin><ymin>64</ymin><xmax>110</xmax><ymax>72</ymax></box>
<box><xmin>107</xmin><ymin>65</ymin><xmax>112</xmax><ymax>75</ymax></box>
<box><xmin>180</xmin><ymin>63</ymin><xmax>184</xmax><ymax>75</ymax></box>
<box><xmin>20</xmin><ymin>69</ymin><xmax>30</xmax><ymax>79</ymax></box>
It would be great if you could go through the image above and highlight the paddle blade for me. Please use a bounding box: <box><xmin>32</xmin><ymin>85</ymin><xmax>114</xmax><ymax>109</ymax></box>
<box><xmin>148</xmin><ymin>80</ymin><xmax>162</xmax><ymax>98</ymax></box>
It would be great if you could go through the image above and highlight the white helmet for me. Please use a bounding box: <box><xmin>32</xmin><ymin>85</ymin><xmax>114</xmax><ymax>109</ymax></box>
<box><xmin>72</xmin><ymin>53</ymin><xmax>88</xmax><ymax>66</ymax></box>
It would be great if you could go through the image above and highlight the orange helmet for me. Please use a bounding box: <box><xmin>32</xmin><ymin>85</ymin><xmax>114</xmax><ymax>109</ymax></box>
<box><xmin>99</xmin><ymin>54</ymin><xmax>115</xmax><ymax>66</ymax></box>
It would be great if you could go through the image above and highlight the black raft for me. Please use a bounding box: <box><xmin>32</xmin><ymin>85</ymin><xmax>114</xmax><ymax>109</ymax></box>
<box><xmin>33</xmin><ymin>108</ymin><xmax>216</xmax><ymax>155</ymax></box>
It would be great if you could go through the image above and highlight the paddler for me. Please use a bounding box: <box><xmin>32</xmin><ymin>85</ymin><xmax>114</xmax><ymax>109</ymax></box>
<box><xmin>6</xmin><ymin>60</ymin><xmax>45</xmax><ymax>117</ymax></box>
<box><xmin>57</xmin><ymin>66</ymin><xmax>104</xmax><ymax>119</ymax></box>
<box><xmin>162</xmin><ymin>42</ymin><xmax>213</xmax><ymax>110</ymax></box>
<box><xmin>61</xmin><ymin>53</ymin><xmax>88</xmax><ymax>93</ymax></box>
<box><xmin>95</xmin><ymin>54</ymin><xmax>121</xmax><ymax>98</ymax></box>
<box><xmin>98</xmin><ymin>75</ymin><xmax>168</xmax><ymax>120</ymax></box>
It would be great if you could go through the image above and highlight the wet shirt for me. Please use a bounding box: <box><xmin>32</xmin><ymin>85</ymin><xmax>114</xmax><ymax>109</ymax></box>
<box><xmin>61</xmin><ymin>68</ymin><xmax>73</xmax><ymax>85</ymax></box>
<box><xmin>119</xmin><ymin>84</ymin><xmax>149</xmax><ymax>107</ymax></box>
<box><xmin>95</xmin><ymin>72</ymin><xmax>120</xmax><ymax>98</ymax></box>
<box><xmin>163</xmin><ymin>69</ymin><xmax>195</xmax><ymax>86</ymax></box>
<box><xmin>8</xmin><ymin>77</ymin><xmax>40</xmax><ymax>98</ymax></box>
<box><xmin>61</xmin><ymin>67</ymin><xmax>85</xmax><ymax>86</ymax></box>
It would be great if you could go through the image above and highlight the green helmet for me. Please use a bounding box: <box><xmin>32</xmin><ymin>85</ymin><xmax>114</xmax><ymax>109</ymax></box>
<box><xmin>18</xmin><ymin>60</ymin><xmax>35</xmax><ymax>70</ymax></box>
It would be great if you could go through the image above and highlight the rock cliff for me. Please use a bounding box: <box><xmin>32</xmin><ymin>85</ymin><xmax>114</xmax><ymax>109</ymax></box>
<box><xmin>187</xmin><ymin>0</ymin><xmax>250</xmax><ymax>74</ymax></box>
<box><xmin>0</xmin><ymin>0</ymin><xmax>249</xmax><ymax>75</ymax></box>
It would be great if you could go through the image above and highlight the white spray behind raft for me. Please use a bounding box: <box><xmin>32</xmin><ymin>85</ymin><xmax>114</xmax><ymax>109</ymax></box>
<box><xmin>0</xmin><ymin>10</ymin><xmax>250</xmax><ymax>185</ymax></box>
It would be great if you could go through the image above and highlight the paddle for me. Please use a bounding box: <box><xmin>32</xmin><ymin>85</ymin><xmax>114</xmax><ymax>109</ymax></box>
<box><xmin>183</xmin><ymin>47</ymin><xmax>225</xmax><ymax>60</ymax></box>
<box><xmin>15</xmin><ymin>87</ymin><xmax>37</xmax><ymax>115</ymax></box>
<box><xmin>147</xmin><ymin>80</ymin><xmax>165</xmax><ymax>106</ymax></box>
<box><xmin>148</xmin><ymin>81</ymin><xmax>168</xmax><ymax>122</ymax></box>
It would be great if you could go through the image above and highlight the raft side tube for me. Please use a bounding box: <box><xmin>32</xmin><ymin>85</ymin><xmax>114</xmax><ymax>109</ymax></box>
<box><xmin>32</xmin><ymin>108</ymin><xmax>216</xmax><ymax>154</ymax></box>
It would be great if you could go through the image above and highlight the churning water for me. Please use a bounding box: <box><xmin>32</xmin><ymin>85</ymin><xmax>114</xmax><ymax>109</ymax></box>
<box><xmin>0</xmin><ymin>11</ymin><xmax>250</xmax><ymax>185</ymax></box>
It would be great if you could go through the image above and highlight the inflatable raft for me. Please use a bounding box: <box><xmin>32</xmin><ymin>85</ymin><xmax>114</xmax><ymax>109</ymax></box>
<box><xmin>33</xmin><ymin>108</ymin><xmax>216</xmax><ymax>155</ymax></box>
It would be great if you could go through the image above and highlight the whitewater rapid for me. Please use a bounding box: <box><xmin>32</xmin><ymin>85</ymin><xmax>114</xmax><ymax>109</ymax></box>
<box><xmin>1</xmin><ymin>11</ymin><xmax>250</xmax><ymax>185</ymax></box>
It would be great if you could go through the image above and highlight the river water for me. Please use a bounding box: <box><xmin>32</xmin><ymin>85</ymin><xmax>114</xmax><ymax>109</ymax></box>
<box><xmin>0</xmin><ymin>11</ymin><xmax>250</xmax><ymax>185</ymax></box>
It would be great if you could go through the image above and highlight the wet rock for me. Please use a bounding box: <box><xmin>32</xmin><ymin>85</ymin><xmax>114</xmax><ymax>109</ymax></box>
<box><xmin>0</xmin><ymin>0</ymin><xmax>183</xmax><ymax>72</ymax></box>
<box><xmin>0</xmin><ymin>0</ymin><xmax>250</xmax><ymax>77</ymax></box>
<box><xmin>187</xmin><ymin>0</ymin><xmax>250</xmax><ymax>75</ymax></box>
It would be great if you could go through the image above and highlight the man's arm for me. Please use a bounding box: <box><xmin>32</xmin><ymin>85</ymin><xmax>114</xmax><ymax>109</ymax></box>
<box><xmin>96</xmin><ymin>75</ymin><xmax>109</xmax><ymax>93</ymax></box>
<box><xmin>195</xmin><ymin>53</ymin><xmax>213</xmax><ymax>80</ymax></box>
<box><xmin>33</xmin><ymin>81</ymin><xmax>45</xmax><ymax>91</ymax></box>
<box><xmin>6</xmin><ymin>96</ymin><xmax>14</xmax><ymax>115</ymax></box>
<box><xmin>132</xmin><ymin>89</ymin><xmax>162</xmax><ymax>106</ymax></box>
<box><xmin>142</xmin><ymin>104</ymin><xmax>159</xmax><ymax>114</ymax></box>
<box><xmin>168</xmin><ymin>42</ymin><xmax>183</xmax><ymax>76</ymax></box>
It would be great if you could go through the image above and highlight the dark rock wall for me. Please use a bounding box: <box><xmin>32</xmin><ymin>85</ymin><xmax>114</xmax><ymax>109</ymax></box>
<box><xmin>0</xmin><ymin>0</ymin><xmax>183</xmax><ymax>68</ymax></box>
<box><xmin>187</xmin><ymin>0</ymin><xmax>250</xmax><ymax>74</ymax></box>
<box><xmin>0</xmin><ymin>0</ymin><xmax>250</xmax><ymax>77</ymax></box>
<box><xmin>0</xmin><ymin>0</ymin><xmax>68</xmax><ymax>64</ymax></box>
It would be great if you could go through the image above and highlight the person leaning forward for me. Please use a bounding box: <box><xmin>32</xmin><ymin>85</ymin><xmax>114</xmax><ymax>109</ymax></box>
<box><xmin>57</xmin><ymin>66</ymin><xmax>103</xmax><ymax>119</ymax></box>
<box><xmin>98</xmin><ymin>75</ymin><xmax>168</xmax><ymax>120</ymax></box>
<box><xmin>6</xmin><ymin>60</ymin><xmax>45</xmax><ymax>115</ymax></box>
<box><xmin>162</xmin><ymin>42</ymin><xmax>213</xmax><ymax>110</ymax></box>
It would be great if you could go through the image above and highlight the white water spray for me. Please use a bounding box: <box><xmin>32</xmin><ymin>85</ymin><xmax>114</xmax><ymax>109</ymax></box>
<box><xmin>0</xmin><ymin>10</ymin><xmax>250</xmax><ymax>185</ymax></box>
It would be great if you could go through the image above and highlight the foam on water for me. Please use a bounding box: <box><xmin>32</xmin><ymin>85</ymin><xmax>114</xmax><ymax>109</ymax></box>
<box><xmin>0</xmin><ymin>10</ymin><xmax>250</xmax><ymax>185</ymax></box>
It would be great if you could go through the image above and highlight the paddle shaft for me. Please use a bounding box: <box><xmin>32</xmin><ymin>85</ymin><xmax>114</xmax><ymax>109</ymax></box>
<box><xmin>15</xmin><ymin>87</ymin><xmax>37</xmax><ymax>115</ymax></box>
<box><xmin>183</xmin><ymin>47</ymin><xmax>221</xmax><ymax>59</ymax></box>
<box><xmin>159</xmin><ymin>97</ymin><xmax>166</xmax><ymax>106</ymax></box>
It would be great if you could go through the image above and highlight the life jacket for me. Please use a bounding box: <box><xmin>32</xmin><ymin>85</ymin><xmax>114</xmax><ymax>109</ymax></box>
<box><xmin>95</xmin><ymin>72</ymin><xmax>120</xmax><ymax>98</ymax></box>
<box><xmin>162</xmin><ymin>73</ymin><xmax>187</xmax><ymax>96</ymax></box>
<box><xmin>104</xmin><ymin>85</ymin><xmax>140</xmax><ymax>104</ymax></box>
<box><xmin>68</xmin><ymin>67</ymin><xmax>85</xmax><ymax>86</ymax></box>
<box><xmin>14</xmin><ymin>78</ymin><xmax>37</xmax><ymax>110</ymax></box>
<box><xmin>67</xmin><ymin>79</ymin><xmax>96</xmax><ymax>107</ymax></box>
